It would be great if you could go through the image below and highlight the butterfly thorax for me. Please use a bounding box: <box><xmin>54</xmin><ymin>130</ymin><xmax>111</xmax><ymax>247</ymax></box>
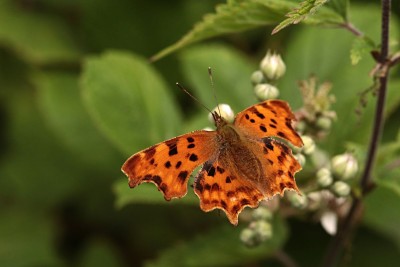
<box><xmin>217</xmin><ymin>123</ymin><xmax>263</xmax><ymax>184</ymax></box>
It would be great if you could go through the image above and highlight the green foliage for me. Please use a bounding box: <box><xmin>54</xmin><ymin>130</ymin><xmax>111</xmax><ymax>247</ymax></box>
<box><xmin>145</xmin><ymin>216</ymin><xmax>287</xmax><ymax>267</ymax></box>
<box><xmin>81</xmin><ymin>51</ymin><xmax>182</xmax><ymax>155</ymax></box>
<box><xmin>279</xmin><ymin>4</ymin><xmax>400</xmax><ymax>154</ymax></box>
<box><xmin>0</xmin><ymin>0</ymin><xmax>81</xmax><ymax>64</ymax></box>
<box><xmin>364</xmin><ymin>186</ymin><xmax>400</xmax><ymax>251</ymax></box>
<box><xmin>152</xmin><ymin>0</ymin><xmax>344</xmax><ymax>61</ymax></box>
<box><xmin>272</xmin><ymin>0</ymin><xmax>330</xmax><ymax>34</ymax></box>
<box><xmin>1</xmin><ymin>0</ymin><xmax>400</xmax><ymax>266</ymax></box>
<box><xmin>0</xmin><ymin>210</ymin><xmax>62</xmax><ymax>267</ymax></box>
<box><xmin>350</xmin><ymin>36</ymin><xmax>376</xmax><ymax>65</ymax></box>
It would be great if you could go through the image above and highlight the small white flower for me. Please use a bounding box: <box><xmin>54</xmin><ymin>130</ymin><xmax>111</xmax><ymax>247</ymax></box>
<box><xmin>301</xmin><ymin>135</ymin><xmax>316</xmax><ymax>155</ymax></box>
<box><xmin>252</xmin><ymin>207</ymin><xmax>273</xmax><ymax>221</ymax></box>
<box><xmin>260</xmin><ymin>51</ymin><xmax>286</xmax><ymax>80</ymax></box>
<box><xmin>331</xmin><ymin>181</ymin><xmax>351</xmax><ymax>197</ymax></box>
<box><xmin>254</xmin><ymin>83</ymin><xmax>279</xmax><ymax>100</ymax></box>
<box><xmin>316</xmin><ymin>168</ymin><xmax>333</xmax><ymax>187</ymax></box>
<box><xmin>294</xmin><ymin>153</ymin><xmax>306</xmax><ymax>167</ymax></box>
<box><xmin>287</xmin><ymin>191</ymin><xmax>308</xmax><ymax>209</ymax></box>
<box><xmin>316</xmin><ymin>116</ymin><xmax>332</xmax><ymax>130</ymax></box>
<box><xmin>331</xmin><ymin>153</ymin><xmax>359</xmax><ymax>180</ymax></box>
<box><xmin>320</xmin><ymin>211</ymin><xmax>338</xmax><ymax>235</ymax></box>
<box><xmin>251</xmin><ymin>70</ymin><xmax>265</xmax><ymax>85</ymax></box>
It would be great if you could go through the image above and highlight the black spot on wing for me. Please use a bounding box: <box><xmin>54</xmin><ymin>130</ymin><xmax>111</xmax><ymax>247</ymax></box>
<box><xmin>189</xmin><ymin>154</ymin><xmax>198</xmax><ymax>162</ymax></box>
<box><xmin>259</xmin><ymin>124</ymin><xmax>267</xmax><ymax>132</ymax></box>
<box><xmin>277</xmin><ymin>131</ymin><xmax>287</xmax><ymax>139</ymax></box>
<box><xmin>175</xmin><ymin>161</ymin><xmax>182</xmax><ymax>169</ymax></box>
<box><xmin>166</xmin><ymin>140</ymin><xmax>178</xmax><ymax>156</ymax></box>
<box><xmin>263</xmin><ymin>139</ymin><xmax>274</xmax><ymax>151</ymax></box>
<box><xmin>144</xmin><ymin>147</ymin><xmax>156</xmax><ymax>160</ymax></box>
<box><xmin>178</xmin><ymin>171</ymin><xmax>189</xmax><ymax>183</ymax></box>
<box><xmin>216</xmin><ymin>166</ymin><xmax>225</xmax><ymax>174</ymax></box>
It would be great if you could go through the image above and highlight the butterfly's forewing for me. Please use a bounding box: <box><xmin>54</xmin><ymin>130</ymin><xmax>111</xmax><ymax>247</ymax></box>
<box><xmin>234</xmin><ymin>100</ymin><xmax>303</xmax><ymax>147</ymax></box>
<box><xmin>122</xmin><ymin>131</ymin><xmax>218</xmax><ymax>200</ymax></box>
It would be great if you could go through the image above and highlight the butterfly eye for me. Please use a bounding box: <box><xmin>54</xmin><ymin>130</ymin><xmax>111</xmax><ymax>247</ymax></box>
<box><xmin>208</xmin><ymin>104</ymin><xmax>235</xmax><ymax>124</ymax></box>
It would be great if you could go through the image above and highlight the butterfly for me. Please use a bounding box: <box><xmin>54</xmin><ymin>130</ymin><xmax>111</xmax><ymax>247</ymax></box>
<box><xmin>122</xmin><ymin>100</ymin><xmax>303</xmax><ymax>225</ymax></box>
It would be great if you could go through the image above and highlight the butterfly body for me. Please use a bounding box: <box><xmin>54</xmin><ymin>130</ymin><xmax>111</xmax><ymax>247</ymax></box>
<box><xmin>122</xmin><ymin>100</ymin><xmax>303</xmax><ymax>225</ymax></box>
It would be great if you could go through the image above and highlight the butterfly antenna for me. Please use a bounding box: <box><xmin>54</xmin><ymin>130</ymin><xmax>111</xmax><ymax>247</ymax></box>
<box><xmin>208</xmin><ymin>67</ymin><xmax>221</xmax><ymax>117</ymax></box>
<box><xmin>176</xmin><ymin>83</ymin><xmax>213</xmax><ymax>115</ymax></box>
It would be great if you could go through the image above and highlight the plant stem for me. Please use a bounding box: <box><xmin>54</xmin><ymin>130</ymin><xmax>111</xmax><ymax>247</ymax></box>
<box><xmin>274</xmin><ymin>250</ymin><xmax>299</xmax><ymax>267</ymax></box>
<box><xmin>342</xmin><ymin>22</ymin><xmax>363</xmax><ymax>37</ymax></box>
<box><xmin>320</xmin><ymin>0</ymin><xmax>391</xmax><ymax>266</ymax></box>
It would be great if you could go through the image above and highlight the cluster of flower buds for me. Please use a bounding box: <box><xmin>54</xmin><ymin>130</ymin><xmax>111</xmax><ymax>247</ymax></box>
<box><xmin>319</xmin><ymin>153</ymin><xmax>359</xmax><ymax>196</ymax></box>
<box><xmin>287</xmin><ymin>152</ymin><xmax>359</xmax><ymax>235</ymax></box>
<box><xmin>251</xmin><ymin>51</ymin><xmax>286</xmax><ymax>100</ymax></box>
<box><xmin>295</xmin><ymin>76</ymin><xmax>336</xmax><ymax>139</ymax></box>
<box><xmin>240</xmin><ymin>206</ymin><xmax>273</xmax><ymax>247</ymax></box>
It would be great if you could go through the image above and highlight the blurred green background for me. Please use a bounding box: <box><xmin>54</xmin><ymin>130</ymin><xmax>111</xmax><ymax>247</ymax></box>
<box><xmin>1</xmin><ymin>0</ymin><xmax>400</xmax><ymax>266</ymax></box>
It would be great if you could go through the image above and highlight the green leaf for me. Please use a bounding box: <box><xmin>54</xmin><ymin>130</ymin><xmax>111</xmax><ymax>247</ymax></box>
<box><xmin>81</xmin><ymin>240</ymin><xmax>121</xmax><ymax>267</ymax></box>
<box><xmin>179</xmin><ymin>44</ymin><xmax>256</xmax><ymax>119</ymax></box>
<box><xmin>0</xmin><ymin>210</ymin><xmax>62</xmax><ymax>267</ymax></box>
<box><xmin>0</xmin><ymin>0</ymin><xmax>81</xmax><ymax>64</ymax></box>
<box><xmin>326</xmin><ymin>0</ymin><xmax>349</xmax><ymax>21</ymax></box>
<box><xmin>113</xmin><ymin>178</ymin><xmax>198</xmax><ymax>208</ymax></box>
<box><xmin>350</xmin><ymin>36</ymin><xmax>376</xmax><ymax>65</ymax></box>
<box><xmin>0</xmin><ymin>89</ymin><xmax>89</xmax><ymax>207</ymax></box>
<box><xmin>152</xmin><ymin>0</ymin><xmax>344</xmax><ymax>61</ymax></box>
<box><xmin>373</xmin><ymin>130</ymin><xmax>400</xmax><ymax>196</ymax></box>
<box><xmin>145</xmin><ymin>216</ymin><xmax>288</xmax><ymax>267</ymax></box>
<box><xmin>364</xmin><ymin>186</ymin><xmax>400</xmax><ymax>251</ymax></box>
<box><xmin>81</xmin><ymin>51</ymin><xmax>182</xmax><ymax>156</ymax></box>
<box><xmin>33</xmin><ymin>71</ymin><xmax>122</xmax><ymax>169</ymax></box>
<box><xmin>272</xmin><ymin>0</ymin><xmax>329</xmax><ymax>34</ymax></box>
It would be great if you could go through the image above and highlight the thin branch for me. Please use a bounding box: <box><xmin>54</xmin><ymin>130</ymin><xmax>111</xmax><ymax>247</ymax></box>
<box><xmin>360</xmin><ymin>0</ymin><xmax>390</xmax><ymax>192</ymax></box>
<box><xmin>341</xmin><ymin>22</ymin><xmax>364</xmax><ymax>37</ymax></box>
<box><xmin>320</xmin><ymin>0</ymin><xmax>392</xmax><ymax>266</ymax></box>
<box><xmin>274</xmin><ymin>250</ymin><xmax>299</xmax><ymax>267</ymax></box>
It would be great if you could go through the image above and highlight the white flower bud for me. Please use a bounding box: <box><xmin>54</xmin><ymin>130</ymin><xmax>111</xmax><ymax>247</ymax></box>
<box><xmin>251</xmin><ymin>70</ymin><xmax>265</xmax><ymax>85</ymax></box>
<box><xmin>295</xmin><ymin>120</ymin><xmax>307</xmax><ymax>133</ymax></box>
<box><xmin>301</xmin><ymin>135</ymin><xmax>316</xmax><ymax>155</ymax></box>
<box><xmin>294</xmin><ymin>153</ymin><xmax>306</xmax><ymax>167</ymax></box>
<box><xmin>208</xmin><ymin>104</ymin><xmax>234</xmax><ymax>124</ymax></box>
<box><xmin>202</xmin><ymin>127</ymin><xmax>213</xmax><ymax>131</ymax></box>
<box><xmin>320</xmin><ymin>211</ymin><xmax>338</xmax><ymax>235</ymax></box>
<box><xmin>288</xmin><ymin>192</ymin><xmax>308</xmax><ymax>209</ymax></box>
<box><xmin>331</xmin><ymin>153</ymin><xmax>359</xmax><ymax>180</ymax></box>
<box><xmin>316</xmin><ymin>168</ymin><xmax>333</xmax><ymax>187</ymax></box>
<box><xmin>260</xmin><ymin>51</ymin><xmax>286</xmax><ymax>81</ymax></box>
<box><xmin>316</xmin><ymin>116</ymin><xmax>332</xmax><ymax>130</ymax></box>
<box><xmin>254</xmin><ymin>83</ymin><xmax>279</xmax><ymax>100</ymax></box>
<box><xmin>252</xmin><ymin>207</ymin><xmax>273</xmax><ymax>221</ymax></box>
<box><xmin>331</xmin><ymin>181</ymin><xmax>351</xmax><ymax>197</ymax></box>
<box><xmin>250</xmin><ymin>220</ymin><xmax>273</xmax><ymax>241</ymax></box>
<box><xmin>240</xmin><ymin>228</ymin><xmax>256</xmax><ymax>247</ymax></box>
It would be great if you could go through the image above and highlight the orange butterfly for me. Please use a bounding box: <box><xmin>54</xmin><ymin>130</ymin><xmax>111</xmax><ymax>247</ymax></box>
<box><xmin>122</xmin><ymin>100</ymin><xmax>303</xmax><ymax>225</ymax></box>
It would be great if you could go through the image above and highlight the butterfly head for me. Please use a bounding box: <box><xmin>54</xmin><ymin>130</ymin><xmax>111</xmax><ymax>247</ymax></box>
<box><xmin>209</xmin><ymin>103</ymin><xmax>235</xmax><ymax>128</ymax></box>
<box><xmin>210</xmin><ymin>111</ymin><xmax>227</xmax><ymax>127</ymax></box>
